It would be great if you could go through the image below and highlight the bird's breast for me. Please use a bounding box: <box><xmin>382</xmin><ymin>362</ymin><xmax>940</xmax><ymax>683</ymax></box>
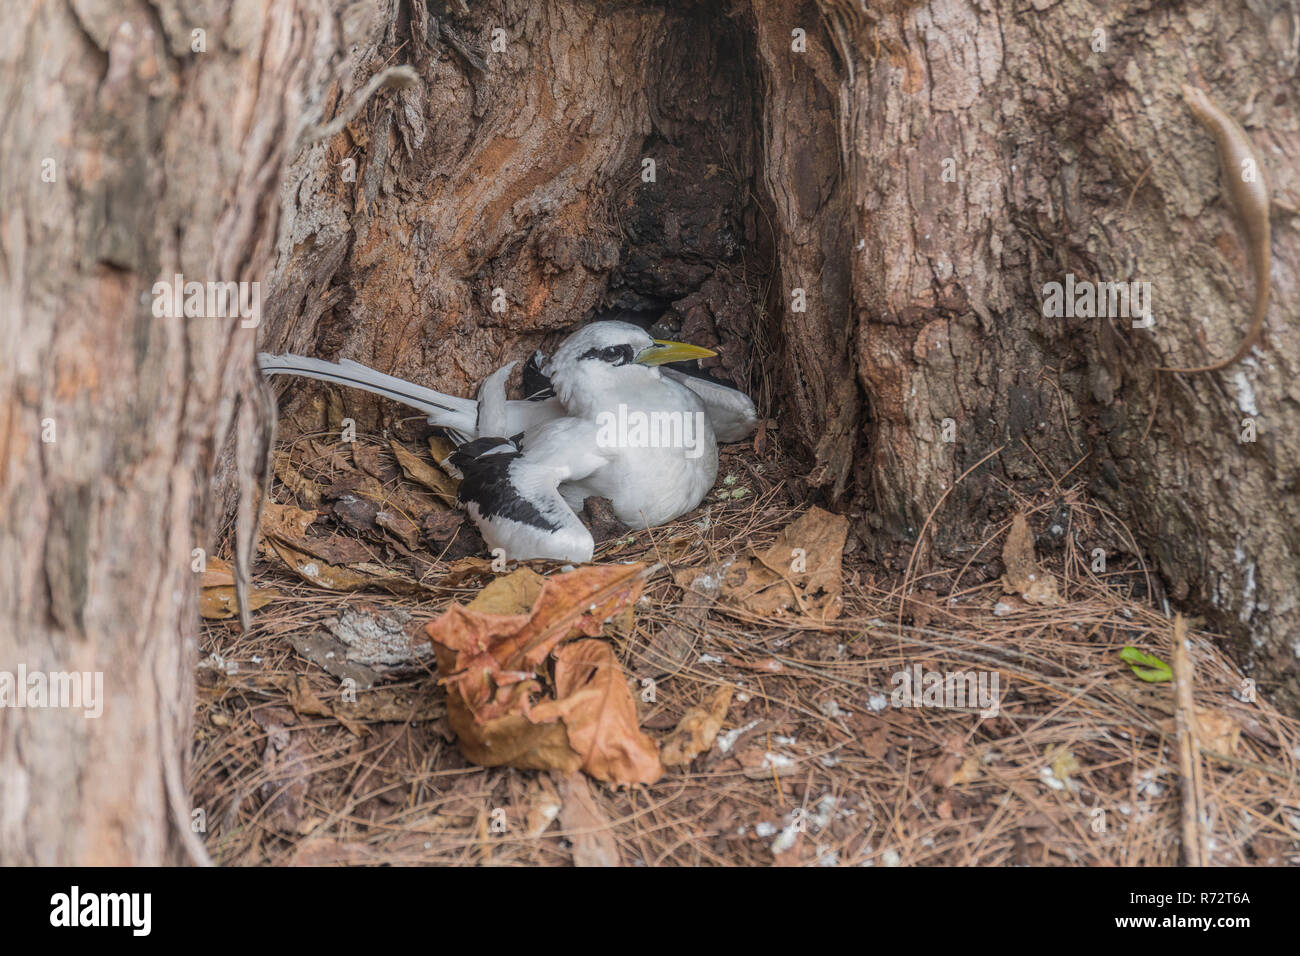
<box><xmin>566</xmin><ymin>440</ymin><xmax>718</xmax><ymax>527</ymax></box>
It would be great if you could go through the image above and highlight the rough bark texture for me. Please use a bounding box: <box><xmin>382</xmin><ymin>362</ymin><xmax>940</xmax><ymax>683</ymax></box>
<box><xmin>4</xmin><ymin>0</ymin><xmax>1298</xmax><ymax>864</ymax></box>
<box><xmin>0</xmin><ymin>0</ymin><xmax>340</xmax><ymax>864</ymax></box>
<box><xmin>835</xmin><ymin>0</ymin><xmax>1300</xmax><ymax>709</ymax></box>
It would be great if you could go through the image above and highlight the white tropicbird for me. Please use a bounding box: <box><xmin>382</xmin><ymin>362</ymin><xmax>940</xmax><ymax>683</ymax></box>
<box><xmin>258</xmin><ymin>321</ymin><xmax>758</xmax><ymax>562</ymax></box>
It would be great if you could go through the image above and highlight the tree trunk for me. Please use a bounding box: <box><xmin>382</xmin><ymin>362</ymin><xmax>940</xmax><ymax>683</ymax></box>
<box><xmin>0</xmin><ymin>0</ymin><xmax>339</xmax><ymax>864</ymax></box>
<box><xmin>5</xmin><ymin>0</ymin><xmax>1296</xmax><ymax>864</ymax></box>
<box><xmin>833</xmin><ymin>0</ymin><xmax>1300</xmax><ymax>709</ymax></box>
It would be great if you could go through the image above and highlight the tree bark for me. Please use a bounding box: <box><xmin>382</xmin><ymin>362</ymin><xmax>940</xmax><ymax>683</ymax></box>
<box><xmin>830</xmin><ymin>0</ymin><xmax>1300</xmax><ymax>709</ymax></box>
<box><xmin>0</xmin><ymin>0</ymin><xmax>338</xmax><ymax>864</ymax></box>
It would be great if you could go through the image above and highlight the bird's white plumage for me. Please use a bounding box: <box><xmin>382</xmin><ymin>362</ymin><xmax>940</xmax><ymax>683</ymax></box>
<box><xmin>258</xmin><ymin>320</ymin><xmax>758</xmax><ymax>562</ymax></box>
<box><xmin>661</xmin><ymin>368</ymin><xmax>759</xmax><ymax>443</ymax></box>
<box><xmin>467</xmin><ymin>418</ymin><xmax>610</xmax><ymax>563</ymax></box>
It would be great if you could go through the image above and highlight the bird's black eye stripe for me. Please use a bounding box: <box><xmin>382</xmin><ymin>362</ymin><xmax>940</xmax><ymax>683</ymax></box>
<box><xmin>578</xmin><ymin>344</ymin><xmax>634</xmax><ymax>366</ymax></box>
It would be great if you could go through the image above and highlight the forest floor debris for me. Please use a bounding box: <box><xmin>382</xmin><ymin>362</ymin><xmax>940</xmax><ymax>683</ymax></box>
<box><xmin>192</xmin><ymin>429</ymin><xmax>1300</xmax><ymax>866</ymax></box>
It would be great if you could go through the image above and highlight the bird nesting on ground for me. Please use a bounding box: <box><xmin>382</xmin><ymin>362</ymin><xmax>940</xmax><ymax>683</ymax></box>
<box><xmin>259</xmin><ymin>321</ymin><xmax>759</xmax><ymax>563</ymax></box>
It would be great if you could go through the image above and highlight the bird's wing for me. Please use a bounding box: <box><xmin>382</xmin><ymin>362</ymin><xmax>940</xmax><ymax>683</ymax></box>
<box><xmin>660</xmin><ymin>368</ymin><xmax>759</xmax><ymax>442</ymax></box>
<box><xmin>475</xmin><ymin>361</ymin><xmax>516</xmax><ymax>437</ymax></box>
<box><xmin>454</xmin><ymin>417</ymin><xmax>610</xmax><ymax>563</ymax></box>
<box><xmin>501</xmin><ymin>396</ymin><xmax>567</xmax><ymax>435</ymax></box>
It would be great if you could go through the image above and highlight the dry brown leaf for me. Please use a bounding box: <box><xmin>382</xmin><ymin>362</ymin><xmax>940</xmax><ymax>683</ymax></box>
<box><xmin>716</xmin><ymin>507</ymin><xmax>849</xmax><ymax>619</ymax></box>
<box><xmin>428</xmin><ymin>564</ymin><xmax>648</xmax><ymax>720</ymax></box>
<box><xmin>451</xmin><ymin>706</ymin><xmax>583</xmax><ymax>773</ymax></box>
<box><xmin>199</xmin><ymin>584</ymin><xmax>277</xmax><ymax>620</ymax></box>
<box><xmin>1000</xmin><ymin>513</ymin><xmax>1063</xmax><ymax>607</ymax></box>
<box><xmin>426</xmin><ymin>564</ymin><xmax>658</xmax><ymax>783</ymax></box>
<box><xmin>531</xmin><ymin>640</ymin><xmax>662</xmax><ymax>784</ymax></box>
<box><xmin>427</xmin><ymin>433</ymin><xmax>459</xmax><ymax>471</ymax></box>
<box><xmin>261</xmin><ymin>493</ymin><xmax>377</xmax><ymax>565</ymax></box>
<box><xmin>661</xmin><ymin>686</ymin><xmax>734</xmax><ymax>766</ymax></box>
<box><xmin>554</xmin><ymin>772</ymin><xmax>623</xmax><ymax>867</ymax></box>
<box><xmin>288</xmin><ymin>675</ymin><xmax>332</xmax><ymax>718</ymax></box>
<box><xmin>284</xmin><ymin>532</ymin><xmax>376</xmax><ymax>566</ymax></box>
<box><xmin>469</xmin><ymin>566</ymin><xmax>547</xmax><ymax>613</ymax></box>
<box><xmin>323</xmin><ymin>471</ymin><xmax>387</xmax><ymax>505</ymax></box>
<box><xmin>286</xmin><ymin>673</ymin><xmax>447</xmax><ymax>735</ymax></box>
<box><xmin>1195</xmin><ymin>708</ymin><xmax>1242</xmax><ymax>756</ymax></box>
<box><xmin>438</xmin><ymin>557</ymin><xmax>498</xmax><ymax>588</ymax></box>
<box><xmin>523</xmin><ymin>776</ymin><xmax>563</xmax><ymax>838</ymax></box>
<box><xmin>272</xmin><ymin>452</ymin><xmax>323</xmax><ymax>508</ymax></box>
<box><xmin>288</xmin><ymin>676</ymin><xmax>368</xmax><ymax>737</ymax></box>
<box><xmin>348</xmin><ymin>443</ymin><xmax>443</xmax><ymax>525</ymax></box>
<box><xmin>306</xmin><ymin>439</ymin><xmax>353</xmax><ymax>471</ymax></box>
<box><xmin>261</xmin><ymin>499</ymin><xmax>318</xmax><ymax>541</ymax></box>
<box><xmin>268</xmin><ymin>538</ymin><xmax>424</xmax><ymax>594</ymax></box>
<box><xmin>643</xmin><ymin>563</ymin><xmax>725</xmax><ymax>677</ymax></box>
<box><xmin>391</xmin><ymin>439</ymin><xmax>458</xmax><ymax>504</ymax></box>
<box><xmin>199</xmin><ymin>555</ymin><xmax>236</xmax><ymax>589</ymax></box>
<box><xmin>376</xmin><ymin>509</ymin><xmax>423</xmax><ymax>550</ymax></box>
<box><xmin>351</xmin><ymin>442</ymin><xmax>391</xmax><ymax>482</ymax></box>
<box><xmin>268</xmin><ymin>538</ymin><xmax>380</xmax><ymax>590</ymax></box>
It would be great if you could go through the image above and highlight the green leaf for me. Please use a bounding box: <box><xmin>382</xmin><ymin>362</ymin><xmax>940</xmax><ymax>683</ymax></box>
<box><xmin>1119</xmin><ymin>646</ymin><xmax>1172</xmax><ymax>683</ymax></box>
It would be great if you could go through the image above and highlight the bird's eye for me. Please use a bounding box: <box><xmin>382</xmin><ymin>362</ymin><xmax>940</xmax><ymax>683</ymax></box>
<box><xmin>603</xmin><ymin>346</ymin><xmax>626</xmax><ymax>364</ymax></box>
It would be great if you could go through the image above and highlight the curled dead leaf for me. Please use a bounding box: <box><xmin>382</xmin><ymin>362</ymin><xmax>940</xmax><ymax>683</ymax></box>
<box><xmin>554</xmin><ymin>772</ymin><xmax>623</xmax><ymax>867</ymax></box>
<box><xmin>531</xmin><ymin>640</ymin><xmax>662</xmax><ymax>784</ymax></box>
<box><xmin>426</xmin><ymin>564</ymin><xmax>661</xmax><ymax>784</ymax></box>
<box><xmin>391</xmin><ymin>439</ymin><xmax>458</xmax><ymax>505</ymax></box>
<box><xmin>716</xmin><ymin>507</ymin><xmax>849</xmax><ymax>619</ymax></box>
<box><xmin>661</xmin><ymin>686</ymin><xmax>734</xmax><ymax>766</ymax></box>
<box><xmin>199</xmin><ymin>555</ymin><xmax>236</xmax><ymax>589</ymax></box>
<box><xmin>199</xmin><ymin>584</ymin><xmax>277</xmax><ymax>620</ymax></box>
<box><xmin>272</xmin><ymin>453</ymin><xmax>323</xmax><ymax>507</ymax></box>
<box><xmin>268</xmin><ymin>538</ymin><xmax>425</xmax><ymax>594</ymax></box>
<box><xmin>261</xmin><ymin>500</ymin><xmax>318</xmax><ymax>541</ymax></box>
<box><xmin>1000</xmin><ymin>513</ymin><xmax>1063</xmax><ymax>607</ymax></box>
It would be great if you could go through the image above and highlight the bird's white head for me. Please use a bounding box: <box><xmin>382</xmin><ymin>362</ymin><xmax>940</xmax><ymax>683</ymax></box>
<box><xmin>545</xmin><ymin>320</ymin><xmax>716</xmax><ymax>414</ymax></box>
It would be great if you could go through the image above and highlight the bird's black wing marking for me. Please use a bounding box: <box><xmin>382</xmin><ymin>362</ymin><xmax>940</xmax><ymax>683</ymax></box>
<box><xmin>522</xmin><ymin>350</ymin><xmax>556</xmax><ymax>401</ymax></box>
<box><xmin>451</xmin><ymin>438</ymin><xmax>562</xmax><ymax>533</ymax></box>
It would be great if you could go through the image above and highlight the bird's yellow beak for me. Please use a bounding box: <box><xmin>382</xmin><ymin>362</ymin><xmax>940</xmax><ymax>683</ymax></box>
<box><xmin>636</xmin><ymin>339</ymin><xmax>718</xmax><ymax>366</ymax></box>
